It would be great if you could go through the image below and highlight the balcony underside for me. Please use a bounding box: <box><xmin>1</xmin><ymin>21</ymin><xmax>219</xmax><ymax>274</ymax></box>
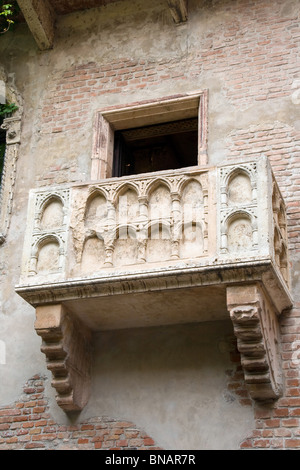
<box><xmin>63</xmin><ymin>284</ymin><xmax>228</xmax><ymax>330</ymax></box>
<box><xmin>16</xmin><ymin>259</ymin><xmax>291</xmax><ymax>410</ymax></box>
<box><xmin>16</xmin><ymin>259</ymin><xmax>291</xmax><ymax>331</ymax></box>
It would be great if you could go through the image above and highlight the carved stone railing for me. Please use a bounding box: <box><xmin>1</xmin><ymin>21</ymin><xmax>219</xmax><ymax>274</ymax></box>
<box><xmin>16</xmin><ymin>156</ymin><xmax>292</xmax><ymax>410</ymax></box>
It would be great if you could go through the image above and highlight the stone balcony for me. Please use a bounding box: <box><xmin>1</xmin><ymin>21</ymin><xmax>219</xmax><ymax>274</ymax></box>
<box><xmin>16</xmin><ymin>156</ymin><xmax>293</xmax><ymax>411</ymax></box>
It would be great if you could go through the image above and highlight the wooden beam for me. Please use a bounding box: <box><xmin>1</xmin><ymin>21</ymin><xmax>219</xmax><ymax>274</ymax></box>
<box><xmin>17</xmin><ymin>0</ymin><xmax>55</xmax><ymax>50</ymax></box>
<box><xmin>167</xmin><ymin>0</ymin><xmax>188</xmax><ymax>24</ymax></box>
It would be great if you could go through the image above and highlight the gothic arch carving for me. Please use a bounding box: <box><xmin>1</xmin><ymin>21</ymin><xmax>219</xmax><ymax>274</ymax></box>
<box><xmin>30</xmin><ymin>234</ymin><xmax>64</xmax><ymax>276</ymax></box>
<box><xmin>146</xmin><ymin>178</ymin><xmax>172</xmax><ymax>198</ymax></box>
<box><xmin>113</xmin><ymin>181</ymin><xmax>139</xmax><ymax>205</ymax></box>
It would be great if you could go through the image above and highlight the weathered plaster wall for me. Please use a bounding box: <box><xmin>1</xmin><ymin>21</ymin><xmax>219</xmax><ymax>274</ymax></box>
<box><xmin>0</xmin><ymin>0</ymin><xmax>299</xmax><ymax>450</ymax></box>
<box><xmin>86</xmin><ymin>322</ymin><xmax>254</xmax><ymax>450</ymax></box>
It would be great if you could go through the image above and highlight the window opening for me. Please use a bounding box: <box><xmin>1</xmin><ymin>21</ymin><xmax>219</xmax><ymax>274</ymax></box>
<box><xmin>112</xmin><ymin>117</ymin><xmax>199</xmax><ymax>177</ymax></box>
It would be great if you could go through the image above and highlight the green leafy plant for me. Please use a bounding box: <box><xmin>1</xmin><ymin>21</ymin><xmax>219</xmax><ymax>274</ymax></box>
<box><xmin>0</xmin><ymin>1</ymin><xmax>19</xmax><ymax>34</ymax></box>
<box><xmin>0</xmin><ymin>141</ymin><xmax>5</xmax><ymax>179</ymax></box>
<box><xmin>0</xmin><ymin>102</ymin><xmax>18</xmax><ymax>116</ymax></box>
<box><xmin>0</xmin><ymin>119</ymin><xmax>5</xmax><ymax>183</ymax></box>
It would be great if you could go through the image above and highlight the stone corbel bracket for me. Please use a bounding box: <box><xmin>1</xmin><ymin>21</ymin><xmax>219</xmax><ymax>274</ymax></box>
<box><xmin>227</xmin><ymin>283</ymin><xmax>283</xmax><ymax>401</ymax></box>
<box><xmin>35</xmin><ymin>304</ymin><xmax>92</xmax><ymax>412</ymax></box>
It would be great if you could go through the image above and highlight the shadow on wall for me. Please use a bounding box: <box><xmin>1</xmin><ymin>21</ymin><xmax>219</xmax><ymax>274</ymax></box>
<box><xmin>86</xmin><ymin>320</ymin><xmax>254</xmax><ymax>450</ymax></box>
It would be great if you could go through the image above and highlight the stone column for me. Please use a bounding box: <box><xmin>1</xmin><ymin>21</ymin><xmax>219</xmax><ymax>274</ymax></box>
<box><xmin>0</xmin><ymin>116</ymin><xmax>22</xmax><ymax>244</ymax></box>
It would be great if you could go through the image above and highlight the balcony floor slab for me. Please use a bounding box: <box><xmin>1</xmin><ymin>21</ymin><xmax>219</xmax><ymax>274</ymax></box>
<box><xmin>63</xmin><ymin>284</ymin><xmax>229</xmax><ymax>331</ymax></box>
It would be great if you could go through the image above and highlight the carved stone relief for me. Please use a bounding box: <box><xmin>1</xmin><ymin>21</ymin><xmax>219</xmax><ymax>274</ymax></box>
<box><xmin>28</xmin><ymin>189</ymin><xmax>70</xmax><ymax>278</ymax></box>
<box><xmin>68</xmin><ymin>170</ymin><xmax>209</xmax><ymax>276</ymax></box>
<box><xmin>272</xmin><ymin>178</ymin><xmax>289</xmax><ymax>286</ymax></box>
<box><xmin>19</xmin><ymin>157</ymin><xmax>290</xmax><ymax>297</ymax></box>
<box><xmin>227</xmin><ymin>214</ymin><xmax>253</xmax><ymax>253</ymax></box>
<box><xmin>0</xmin><ymin>69</ymin><xmax>23</xmax><ymax>244</ymax></box>
<box><xmin>219</xmin><ymin>162</ymin><xmax>258</xmax><ymax>255</ymax></box>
